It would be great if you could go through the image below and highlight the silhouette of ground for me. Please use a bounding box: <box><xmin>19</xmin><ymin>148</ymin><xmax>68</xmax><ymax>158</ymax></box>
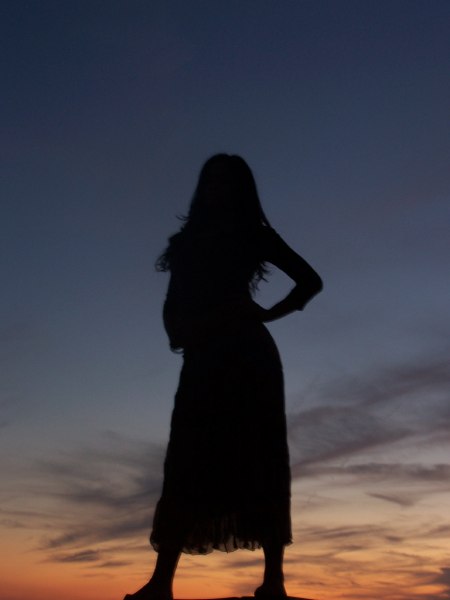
<box><xmin>177</xmin><ymin>597</ymin><xmax>315</xmax><ymax>600</ymax></box>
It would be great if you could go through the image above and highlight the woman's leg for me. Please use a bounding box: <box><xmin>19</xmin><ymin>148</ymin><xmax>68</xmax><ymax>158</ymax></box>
<box><xmin>152</xmin><ymin>546</ymin><xmax>181</xmax><ymax>591</ymax></box>
<box><xmin>255</xmin><ymin>542</ymin><xmax>287</xmax><ymax>597</ymax></box>
<box><xmin>124</xmin><ymin>546</ymin><xmax>181</xmax><ymax>600</ymax></box>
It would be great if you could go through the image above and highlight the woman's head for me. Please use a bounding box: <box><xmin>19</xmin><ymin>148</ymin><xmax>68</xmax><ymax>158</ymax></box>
<box><xmin>187</xmin><ymin>154</ymin><xmax>270</xmax><ymax>229</ymax></box>
<box><xmin>156</xmin><ymin>154</ymin><xmax>270</xmax><ymax>280</ymax></box>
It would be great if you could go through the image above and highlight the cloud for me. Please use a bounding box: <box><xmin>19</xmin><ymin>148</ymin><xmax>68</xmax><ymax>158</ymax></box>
<box><xmin>3</xmin><ymin>351</ymin><xmax>449</xmax><ymax>593</ymax></box>
<box><xmin>50</xmin><ymin>549</ymin><xmax>102</xmax><ymax>563</ymax></box>
<box><xmin>299</xmin><ymin>353</ymin><xmax>450</xmax><ymax>415</ymax></box>
<box><xmin>307</xmin><ymin>462</ymin><xmax>450</xmax><ymax>487</ymax></box>
<box><xmin>349</xmin><ymin>462</ymin><xmax>450</xmax><ymax>481</ymax></box>
<box><xmin>26</xmin><ymin>354</ymin><xmax>447</xmax><ymax>575</ymax></box>
<box><xmin>419</xmin><ymin>567</ymin><xmax>450</xmax><ymax>599</ymax></box>
<box><xmin>295</xmin><ymin>523</ymin><xmax>389</xmax><ymax>544</ymax></box>
<box><xmin>432</xmin><ymin>567</ymin><xmax>450</xmax><ymax>587</ymax></box>
<box><xmin>423</xmin><ymin>524</ymin><xmax>450</xmax><ymax>540</ymax></box>
<box><xmin>0</xmin><ymin>430</ymin><xmax>167</xmax><ymax>569</ymax></box>
<box><xmin>368</xmin><ymin>492</ymin><xmax>417</xmax><ymax>507</ymax></box>
<box><xmin>38</xmin><ymin>431</ymin><xmax>165</xmax><ymax>498</ymax></box>
<box><xmin>284</xmin><ymin>519</ymin><xmax>450</xmax><ymax>600</ymax></box>
<box><xmin>281</xmin><ymin>352</ymin><xmax>450</xmax><ymax>600</ymax></box>
<box><xmin>0</xmin><ymin>517</ymin><xmax>26</xmax><ymax>528</ymax></box>
<box><xmin>289</xmin><ymin>403</ymin><xmax>409</xmax><ymax>474</ymax></box>
<box><xmin>95</xmin><ymin>560</ymin><xmax>131</xmax><ymax>568</ymax></box>
<box><xmin>288</xmin><ymin>353</ymin><xmax>450</xmax><ymax>477</ymax></box>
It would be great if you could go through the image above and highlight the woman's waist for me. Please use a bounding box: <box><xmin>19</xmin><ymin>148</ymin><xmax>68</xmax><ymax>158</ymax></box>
<box><xmin>165</xmin><ymin>293</ymin><xmax>255</xmax><ymax>324</ymax></box>
<box><xmin>164</xmin><ymin>296</ymin><xmax>268</xmax><ymax>349</ymax></box>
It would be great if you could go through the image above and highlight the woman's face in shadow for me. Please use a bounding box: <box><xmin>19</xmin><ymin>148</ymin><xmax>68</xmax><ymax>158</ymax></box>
<box><xmin>201</xmin><ymin>162</ymin><xmax>237</xmax><ymax>217</ymax></box>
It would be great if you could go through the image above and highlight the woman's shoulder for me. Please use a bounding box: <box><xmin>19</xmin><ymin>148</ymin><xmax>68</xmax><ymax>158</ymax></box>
<box><xmin>258</xmin><ymin>225</ymin><xmax>284</xmax><ymax>248</ymax></box>
<box><xmin>258</xmin><ymin>225</ymin><xmax>303</xmax><ymax>265</ymax></box>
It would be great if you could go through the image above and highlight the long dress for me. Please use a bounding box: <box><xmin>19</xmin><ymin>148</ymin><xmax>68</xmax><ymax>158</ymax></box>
<box><xmin>150</xmin><ymin>225</ymin><xmax>313</xmax><ymax>555</ymax></box>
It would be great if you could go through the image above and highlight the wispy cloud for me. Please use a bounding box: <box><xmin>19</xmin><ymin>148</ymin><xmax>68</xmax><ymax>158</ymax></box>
<box><xmin>289</xmin><ymin>353</ymin><xmax>450</xmax><ymax>477</ymax></box>
<box><xmin>2</xmin><ymin>351</ymin><xmax>449</xmax><ymax>597</ymax></box>
<box><xmin>286</xmin><ymin>520</ymin><xmax>450</xmax><ymax>600</ymax></box>
<box><xmin>430</xmin><ymin>568</ymin><xmax>450</xmax><ymax>598</ymax></box>
<box><xmin>289</xmin><ymin>402</ymin><xmax>409</xmax><ymax>473</ymax></box>
<box><xmin>0</xmin><ymin>431</ymin><xmax>166</xmax><ymax>570</ymax></box>
<box><xmin>49</xmin><ymin>549</ymin><xmax>102</xmax><ymax>563</ymax></box>
<box><xmin>282</xmin><ymin>353</ymin><xmax>450</xmax><ymax>599</ymax></box>
<box><xmin>368</xmin><ymin>491</ymin><xmax>419</xmax><ymax>507</ymax></box>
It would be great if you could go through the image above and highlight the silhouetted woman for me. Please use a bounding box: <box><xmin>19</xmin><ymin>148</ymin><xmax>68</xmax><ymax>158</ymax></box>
<box><xmin>124</xmin><ymin>154</ymin><xmax>322</xmax><ymax>600</ymax></box>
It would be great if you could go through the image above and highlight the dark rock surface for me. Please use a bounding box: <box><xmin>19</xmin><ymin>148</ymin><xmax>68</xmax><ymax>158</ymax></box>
<box><xmin>177</xmin><ymin>597</ymin><xmax>315</xmax><ymax>600</ymax></box>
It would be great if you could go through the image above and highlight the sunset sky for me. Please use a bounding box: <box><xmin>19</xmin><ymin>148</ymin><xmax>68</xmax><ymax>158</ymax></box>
<box><xmin>1</xmin><ymin>1</ymin><xmax>449</xmax><ymax>600</ymax></box>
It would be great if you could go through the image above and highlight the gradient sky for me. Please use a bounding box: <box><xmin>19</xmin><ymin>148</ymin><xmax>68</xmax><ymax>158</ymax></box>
<box><xmin>1</xmin><ymin>2</ymin><xmax>450</xmax><ymax>600</ymax></box>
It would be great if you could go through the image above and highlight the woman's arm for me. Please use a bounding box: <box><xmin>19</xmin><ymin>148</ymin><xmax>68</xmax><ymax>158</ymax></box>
<box><xmin>260</xmin><ymin>275</ymin><xmax>322</xmax><ymax>322</ymax></box>
<box><xmin>257</xmin><ymin>227</ymin><xmax>323</xmax><ymax>322</ymax></box>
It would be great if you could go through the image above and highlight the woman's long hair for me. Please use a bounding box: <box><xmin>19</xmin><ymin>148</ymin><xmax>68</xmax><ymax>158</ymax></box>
<box><xmin>156</xmin><ymin>154</ymin><xmax>271</xmax><ymax>286</ymax></box>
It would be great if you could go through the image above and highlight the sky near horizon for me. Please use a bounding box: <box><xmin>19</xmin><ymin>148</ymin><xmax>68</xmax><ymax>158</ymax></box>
<box><xmin>1</xmin><ymin>1</ymin><xmax>450</xmax><ymax>599</ymax></box>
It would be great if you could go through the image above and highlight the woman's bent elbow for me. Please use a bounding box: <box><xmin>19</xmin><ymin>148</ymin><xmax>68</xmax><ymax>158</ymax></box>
<box><xmin>311</xmin><ymin>273</ymin><xmax>323</xmax><ymax>296</ymax></box>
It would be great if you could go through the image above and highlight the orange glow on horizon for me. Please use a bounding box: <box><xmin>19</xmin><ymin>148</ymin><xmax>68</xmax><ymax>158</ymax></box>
<box><xmin>3</xmin><ymin>480</ymin><xmax>450</xmax><ymax>600</ymax></box>
<box><xmin>3</xmin><ymin>526</ymin><xmax>449</xmax><ymax>600</ymax></box>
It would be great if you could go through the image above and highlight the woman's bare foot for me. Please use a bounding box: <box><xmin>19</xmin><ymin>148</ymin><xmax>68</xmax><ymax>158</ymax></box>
<box><xmin>123</xmin><ymin>579</ymin><xmax>173</xmax><ymax>600</ymax></box>
<box><xmin>254</xmin><ymin>581</ymin><xmax>287</xmax><ymax>598</ymax></box>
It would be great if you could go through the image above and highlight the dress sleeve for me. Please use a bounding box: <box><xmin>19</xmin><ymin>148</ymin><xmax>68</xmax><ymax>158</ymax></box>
<box><xmin>261</xmin><ymin>227</ymin><xmax>323</xmax><ymax>310</ymax></box>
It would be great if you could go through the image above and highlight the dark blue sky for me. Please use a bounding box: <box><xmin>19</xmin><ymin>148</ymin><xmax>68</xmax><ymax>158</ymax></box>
<box><xmin>1</xmin><ymin>2</ymin><xmax>450</xmax><ymax>598</ymax></box>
